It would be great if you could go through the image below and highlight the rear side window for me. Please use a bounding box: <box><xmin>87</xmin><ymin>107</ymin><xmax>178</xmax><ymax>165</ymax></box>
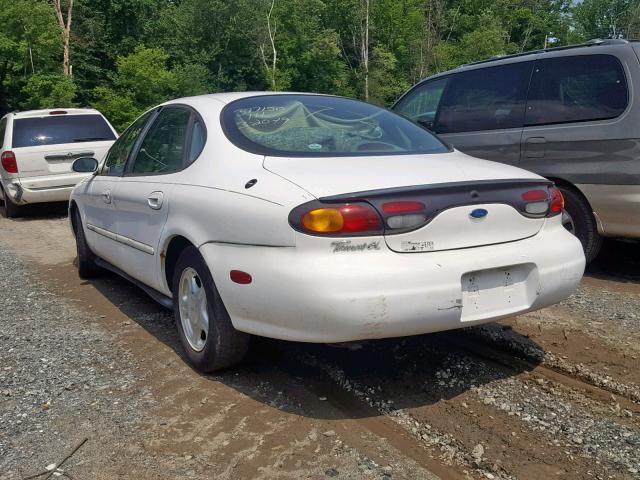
<box><xmin>525</xmin><ymin>55</ymin><xmax>628</xmax><ymax>126</ymax></box>
<box><xmin>0</xmin><ymin>117</ymin><xmax>6</xmax><ymax>148</ymax></box>
<box><xmin>187</xmin><ymin>117</ymin><xmax>206</xmax><ymax>164</ymax></box>
<box><xmin>130</xmin><ymin>107</ymin><xmax>191</xmax><ymax>175</ymax></box>
<box><xmin>11</xmin><ymin>114</ymin><xmax>116</xmax><ymax>148</ymax></box>
<box><xmin>436</xmin><ymin>62</ymin><xmax>533</xmax><ymax>134</ymax></box>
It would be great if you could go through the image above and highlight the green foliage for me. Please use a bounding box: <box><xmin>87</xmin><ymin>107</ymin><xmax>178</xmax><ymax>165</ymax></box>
<box><xmin>21</xmin><ymin>74</ymin><xmax>77</xmax><ymax>109</ymax></box>
<box><xmin>91</xmin><ymin>86</ymin><xmax>141</xmax><ymax>133</ymax></box>
<box><xmin>0</xmin><ymin>0</ymin><xmax>631</xmax><ymax>123</ymax></box>
<box><xmin>573</xmin><ymin>0</ymin><xmax>638</xmax><ymax>39</ymax></box>
<box><xmin>0</xmin><ymin>0</ymin><xmax>62</xmax><ymax>112</ymax></box>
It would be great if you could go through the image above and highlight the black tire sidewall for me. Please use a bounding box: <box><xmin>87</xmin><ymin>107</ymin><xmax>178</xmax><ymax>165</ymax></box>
<box><xmin>559</xmin><ymin>186</ymin><xmax>602</xmax><ymax>263</ymax></box>
<box><xmin>1</xmin><ymin>191</ymin><xmax>20</xmax><ymax>218</ymax></box>
<box><xmin>172</xmin><ymin>246</ymin><xmax>248</xmax><ymax>372</ymax></box>
<box><xmin>73</xmin><ymin>209</ymin><xmax>101</xmax><ymax>278</ymax></box>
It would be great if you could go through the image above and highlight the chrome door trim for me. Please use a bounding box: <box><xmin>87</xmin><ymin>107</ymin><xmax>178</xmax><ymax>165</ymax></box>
<box><xmin>86</xmin><ymin>223</ymin><xmax>155</xmax><ymax>255</ymax></box>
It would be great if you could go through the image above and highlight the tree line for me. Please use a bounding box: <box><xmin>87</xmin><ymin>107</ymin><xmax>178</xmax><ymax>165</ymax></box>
<box><xmin>1</xmin><ymin>0</ymin><xmax>638</xmax><ymax>131</ymax></box>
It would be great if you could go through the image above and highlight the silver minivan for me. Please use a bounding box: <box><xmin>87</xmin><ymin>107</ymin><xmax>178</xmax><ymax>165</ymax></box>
<box><xmin>393</xmin><ymin>39</ymin><xmax>640</xmax><ymax>262</ymax></box>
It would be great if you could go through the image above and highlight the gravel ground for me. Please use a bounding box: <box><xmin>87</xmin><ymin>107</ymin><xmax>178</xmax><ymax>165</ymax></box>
<box><xmin>0</xmin><ymin>245</ymin><xmax>150</xmax><ymax>479</ymax></box>
<box><xmin>1</xmin><ymin>213</ymin><xmax>640</xmax><ymax>480</ymax></box>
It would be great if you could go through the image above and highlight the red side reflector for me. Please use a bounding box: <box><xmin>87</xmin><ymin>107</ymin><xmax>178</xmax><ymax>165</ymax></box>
<box><xmin>49</xmin><ymin>110</ymin><xmax>67</xmax><ymax>115</ymax></box>
<box><xmin>521</xmin><ymin>190</ymin><xmax>548</xmax><ymax>202</ymax></box>
<box><xmin>1</xmin><ymin>151</ymin><xmax>18</xmax><ymax>173</ymax></box>
<box><xmin>382</xmin><ymin>201</ymin><xmax>425</xmax><ymax>213</ymax></box>
<box><xmin>230</xmin><ymin>270</ymin><xmax>252</xmax><ymax>284</ymax></box>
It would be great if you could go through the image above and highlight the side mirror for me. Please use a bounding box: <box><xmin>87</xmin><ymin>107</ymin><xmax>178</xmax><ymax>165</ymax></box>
<box><xmin>72</xmin><ymin>157</ymin><xmax>99</xmax><ymax>173</ymax></box>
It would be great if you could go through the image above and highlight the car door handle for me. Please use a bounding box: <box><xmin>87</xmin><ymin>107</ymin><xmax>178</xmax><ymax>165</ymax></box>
<box><xmin>147</xmin><ymin>191</ymin><xmax>164</xmax><ymax>210</ymax></box>
<box><xmin>102</xmin><ymin>190</ymin><xmax>111</xmax><ymax>204</ymax></box>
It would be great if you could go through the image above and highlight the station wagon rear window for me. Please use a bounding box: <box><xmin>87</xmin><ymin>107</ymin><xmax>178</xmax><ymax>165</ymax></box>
<box><xmin>12</xmin><ymin>115</ymin><xmax>115</xmax><ymax>148</ymax></box>
<box><xmin>222</xmin><ymin>95</ymin><xmax>449</xmax><ymax>157</ymax></box>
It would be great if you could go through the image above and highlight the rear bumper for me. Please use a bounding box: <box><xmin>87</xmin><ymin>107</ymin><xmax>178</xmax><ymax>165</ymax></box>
<box><xmin>1</xmin><ymin>173</ymin><xmax>89</xmax><ymax>205</ymax></box>
<box><xmin>200</xmin><ymin>218</ymin><xmax>585</xmax><ymax>343</ymax></box>
<box><xmin>577</xmin><ymin>184</ymin><xmax>640</xmax><ymax>238</ymax></box>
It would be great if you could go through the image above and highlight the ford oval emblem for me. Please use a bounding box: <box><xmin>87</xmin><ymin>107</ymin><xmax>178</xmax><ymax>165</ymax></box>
<box><xmin>470</xmin><ymin>208</ymin><xmax>488</xmax><ymax>219</ymax></box>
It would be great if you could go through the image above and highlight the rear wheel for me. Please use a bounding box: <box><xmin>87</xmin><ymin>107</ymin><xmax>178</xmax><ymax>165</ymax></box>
<box><xmin>0</xmin><ymin>187</ymin><xmax>23</xmax><ymax>218</ymax></box>
<box><xmin>558</xmin><ymin>186</ymin><xmax>602</xmax><ymax>263</ymax></box>
<box><xmin>172</xmin><ymin>246</ymin><xmax>249</xmax><ymax>372</ymax></box>
<box><xmin>72</xmin><ymin>209</ymin><xmax>103</xmax><ymax>278</ymax></box>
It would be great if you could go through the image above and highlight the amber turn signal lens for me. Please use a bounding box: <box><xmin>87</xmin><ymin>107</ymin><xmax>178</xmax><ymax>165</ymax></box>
<box><xmin>301</xmin><ymin>208</ymin><xmax>344</xmax><ymax>232</ymax></box>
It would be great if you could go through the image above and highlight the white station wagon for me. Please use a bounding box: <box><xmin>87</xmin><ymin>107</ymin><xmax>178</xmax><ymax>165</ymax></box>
<box><xmin>69</xmin><ymin>93</ymin><xmax>585</xmax><ymax>371</ymax></box>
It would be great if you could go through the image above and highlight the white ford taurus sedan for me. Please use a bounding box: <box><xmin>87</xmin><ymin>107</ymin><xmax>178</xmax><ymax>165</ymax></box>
<box><xmin>69</xmin><ymin>92</ymin><xmax>585</xmax><ymax>371</ymax></box>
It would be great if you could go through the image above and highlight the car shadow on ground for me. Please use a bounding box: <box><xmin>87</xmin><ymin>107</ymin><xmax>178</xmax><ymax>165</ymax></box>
<box><xmin>1</xmin><ymin>201</ymin><xmax>68</xmax><ymax>220</ymax></box>
<box><xmin>586</xmin><ymin>238</ymin><xmax>640</xmax><ymax>284</ymax></box>
<box><xmin>87</xmin><ymin>267</ymin><xmax>544</xmax><ymax>420</ymax></box>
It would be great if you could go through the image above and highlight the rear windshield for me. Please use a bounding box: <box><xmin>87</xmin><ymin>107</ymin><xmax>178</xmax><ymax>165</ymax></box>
<box><xmin>222</xmin><ymin>95</ymin><xmax>450</xmax><ymax>157</ymax></box>
<box><xmin>12</xmin><ymin>114</ymin><xmax>115</xmax><ymax>148</ymax></box>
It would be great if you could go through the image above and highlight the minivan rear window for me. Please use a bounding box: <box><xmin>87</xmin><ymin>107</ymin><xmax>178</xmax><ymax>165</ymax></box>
<box><xmin>12</xmin><ymin>114</ymin><xmax>115</xmax><ymax>148</ymax></box>
<box><xmin>525</xmin><ymin>55</ymin><xmax>628</xmax><ymax>126</ymax></box>
<box><xmin>222</xmin><ymin>94</ymin><xmax>450</xmax><ymax>157</ymax></box>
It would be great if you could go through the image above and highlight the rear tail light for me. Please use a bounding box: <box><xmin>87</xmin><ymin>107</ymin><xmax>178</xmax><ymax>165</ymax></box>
<box><xmin>49</xmin><ymin>110</ymin><xmax>68</xmax><ymax>115</ymax></box>
<box><xmin>521</xmin><ymin>187</ymin><xmax>563</xmax><ymax>217</ymax></box>
<box><xmin>382</xmin><ymin>201</ymin><xmax>425</xmax><ymax>213</ymax></box>
<box><xmin>300</xmin><ymin>203</ymin><xmax>381</xmax><ymax>234</ymax></box>
<box><xmin>1</xmin><ymin>151</ymin><xmax>17</xmax><ymax>173</ymax></box>
<box><xmin>549</xmin><ymin>187</ymin><xmax>564</xmax><ymax>215</ymax></box>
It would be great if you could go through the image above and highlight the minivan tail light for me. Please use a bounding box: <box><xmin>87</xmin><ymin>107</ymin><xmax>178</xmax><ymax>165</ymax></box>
<box><xmin>297</xmin><ymin>203</ymin><xmax>382</xmax><ymax>235</ymax></box>
<box><xmin>1</xmin><ymin>151</ymin><xmax>17</xmax><ymax>173</ymax></box>
<box><xmin>549</xmin><ymin>187</ymin><xmax>564</xmax><ymax>215</ymax></box>
<box><xmin>49</xmin><ymin>110</ymin><xmax>67</xmax><ymax>115</ymax></box>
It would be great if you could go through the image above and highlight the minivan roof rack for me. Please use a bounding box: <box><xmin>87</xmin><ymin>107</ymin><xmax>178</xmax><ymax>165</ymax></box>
<box><xmin>459</xmin><ymin>38</ymin><xmax>630</xmax><ymax>68</ymax></box>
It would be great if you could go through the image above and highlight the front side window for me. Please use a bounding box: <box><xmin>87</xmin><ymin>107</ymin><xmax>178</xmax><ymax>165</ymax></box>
<box><xmin>11</xmin><ymin>114</ymin><xmax>115</xmax><ymax>148</ymax></box>
<box><xmin>394</xmin><ymin>78</ymin><xmax>449</xmax><ymax>131</ymax></box>
<box><xmin>222</xmin><ymin>94</ymin><xmax>449</xmax><ymax>157</ymax></box>
<box><xmin>435</xmin><ymin>62</ymin><xmax>533</xmax><ymax>134</ymax></box>
<box><xmin>100</xmin><ymin>112</ymin><xmax>152</xmax><ymax>176</ymax></box>
<box><xmin>525</xmin><ymin>54</ymin><xmax>628</xmax><ymax>126</ymax></box>
<box><xmin>130</xmin><ymin>107</ymin><xmax>191</xmax><ymax>175</ymax></box>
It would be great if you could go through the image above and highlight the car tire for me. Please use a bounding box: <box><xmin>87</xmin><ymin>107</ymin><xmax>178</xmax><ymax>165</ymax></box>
<box><xmin>172</xmin><ymin>246</ymin><xmax>249</xmax><ymax>372</ymax></box>
<box><xmin>1</xmin><ymin>190</ymin><xmax>23</xmax><ymax>218</ymax></box>
<box><xmin>72</xmin><ymin>209</ymin><xmax>103</xmax><ymax>278</ymax></box>
<box><xmin>559</xmin><ymin>186</ymin><xmax>602</xmax><ymax>264</ymax></box>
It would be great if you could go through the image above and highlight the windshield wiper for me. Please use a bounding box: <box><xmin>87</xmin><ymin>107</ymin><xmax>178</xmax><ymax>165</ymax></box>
<box><xmin>73</xmin><ymin>137</ymin><xmax>111</xmax><ymax>142</ymax></box>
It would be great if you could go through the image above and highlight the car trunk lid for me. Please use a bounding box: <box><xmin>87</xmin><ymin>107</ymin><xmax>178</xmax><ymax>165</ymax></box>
<box><xmin>269</xmin><ymin>152</ymin><xmax>553</xmax><ymax>252</ymax></box>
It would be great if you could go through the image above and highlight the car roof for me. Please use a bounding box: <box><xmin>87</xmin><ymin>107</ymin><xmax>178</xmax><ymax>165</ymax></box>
<box><xmin>11</xmin><ymin>108</ymin><xmax>104</xmax><ymax>119</ymax></box>
<box><xmin>419</xmin><ymin>39</ymin><xmax>638</xmax><ymax>82</ymax></box>
<box><xmin>163</xmin><ymin>91</ymin><xmax>335</xmax><ymax>108</ymax></box>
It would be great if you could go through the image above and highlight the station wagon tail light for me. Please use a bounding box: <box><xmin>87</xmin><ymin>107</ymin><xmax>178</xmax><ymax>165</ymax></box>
<box><xmin>549</xmin><ymin>187</ymin><xmax>564</xmax><ymax>215</ymax></box>
<box><xmin>298</xmin><ymin>203</ymin><xmax>382</xmax><ymax>235</ymax></box>
<box><xmin>1</xmin><ymin>151</ymin><xmax>17</xmax><ymax>173</ymax></box>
